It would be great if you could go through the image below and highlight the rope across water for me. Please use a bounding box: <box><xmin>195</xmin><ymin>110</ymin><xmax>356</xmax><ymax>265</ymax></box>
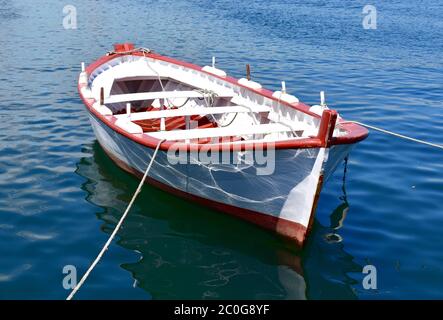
<box><xmin>341</xmin><ymin>121</ymin><xmax>443</xmax><ymax>150</ymax></box>
<box><xmin>66</xmin><ymin>139</ymin><xmax>165</xmax><ymax>300</ymax></box>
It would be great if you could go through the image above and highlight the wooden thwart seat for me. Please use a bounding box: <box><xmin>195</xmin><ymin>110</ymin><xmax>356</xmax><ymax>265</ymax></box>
<box><xmin>147</xmin><ymin>123</ymin><xmax>298</xmax><ymax>141</ymax></box>
<box><xmin>115</xmin><ymin>105</ymin><xmax>271</xmax><ymax>121</ymax></box>
<box><xmin>104</xmin><ymin>90</ymin><xmax>233</xmax><ymax>104</ymax></box>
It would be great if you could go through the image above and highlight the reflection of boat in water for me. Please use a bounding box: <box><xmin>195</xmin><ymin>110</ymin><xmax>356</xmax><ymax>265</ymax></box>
<box><xmin>75</xmin><ymin>142</ymin><xmax>361</xmax><ymax>299</ymax></box>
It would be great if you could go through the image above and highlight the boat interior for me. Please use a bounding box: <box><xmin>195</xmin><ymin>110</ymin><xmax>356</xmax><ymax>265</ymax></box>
<box><xmin>84</xmin><ymin>56</ymin><xmax>346</xmax><ymax>145</ymax></box>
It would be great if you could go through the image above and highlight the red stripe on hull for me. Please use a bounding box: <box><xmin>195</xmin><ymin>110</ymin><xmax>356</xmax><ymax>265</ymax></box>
<box><xmin>99</xmin><ymin>144</ymin><xmax>309</xmax><ymax>247</ymax></box>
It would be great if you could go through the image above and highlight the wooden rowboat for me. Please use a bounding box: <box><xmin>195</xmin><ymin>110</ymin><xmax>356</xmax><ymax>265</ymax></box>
<box><xmin>78</xmin><ymin>43</ymin><xmax>368</xmax><ymax>247</ymax></box>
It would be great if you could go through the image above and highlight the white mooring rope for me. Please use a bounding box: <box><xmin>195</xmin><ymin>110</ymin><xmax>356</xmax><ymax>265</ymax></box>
<box><xmin>66</xmin><ymin>139</ymin><xmax>165</xmax><ymax>300</ymax></box>
<box><xmin>342</xmin><ymin>121</ymin><xmax>443</xmax><ymax>150</ymax></box>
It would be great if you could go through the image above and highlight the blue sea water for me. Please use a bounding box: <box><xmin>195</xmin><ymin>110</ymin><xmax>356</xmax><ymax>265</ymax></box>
<box><xmin>0</xmin><ymin>0</ymin><xmax>442</xmax><ymax>299</ymax></box>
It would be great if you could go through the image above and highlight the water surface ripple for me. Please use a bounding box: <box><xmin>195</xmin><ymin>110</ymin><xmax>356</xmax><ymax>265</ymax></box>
<box><xmin>0</xmin><ymin>0</ymin><xmax>442</xmax><ymax>299</ymax></box>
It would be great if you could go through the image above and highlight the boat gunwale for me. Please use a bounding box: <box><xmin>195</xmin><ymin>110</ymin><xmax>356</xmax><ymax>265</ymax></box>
<box><xmin>79</xmin><ymin>50</ymin><xmax>369</xmax><ymax>152</ymax></box>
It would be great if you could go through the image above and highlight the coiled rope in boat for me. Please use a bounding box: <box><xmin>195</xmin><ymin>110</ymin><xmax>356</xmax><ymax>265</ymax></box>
<box><xmin>106</xmin><ymin>47</ymin><xmax>152</xmax><ymax>56</ymax></box>
<box><xmin>66</xmin><ymin>139</ymin><xmax>165</xmax><ymax>300</ymax></box>
<box><xmin>341</xmin><ymin>121</ymin><xmax>443</xmax><ymax>150</ymax></box>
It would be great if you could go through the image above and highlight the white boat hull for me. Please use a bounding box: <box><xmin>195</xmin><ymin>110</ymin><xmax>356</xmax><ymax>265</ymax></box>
<box><xmin>89</xmin><ymin>113</ymin><xmax>352</xmax><ymax>245</ymax></box>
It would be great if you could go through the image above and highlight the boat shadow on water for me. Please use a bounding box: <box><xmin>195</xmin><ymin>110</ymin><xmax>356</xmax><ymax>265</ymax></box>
<box><xmin>75</xmin><ymin>141</ymin><xmax>362</xmax><ymax>299</ymax></box>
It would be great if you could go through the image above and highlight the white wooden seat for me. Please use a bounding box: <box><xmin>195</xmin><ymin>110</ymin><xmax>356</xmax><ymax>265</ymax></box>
<box><xmin>115</xmin><ymin>105</ymin><xmax>271</xmax><ymax>121</ymax></box>
<box><xmin>104</xmin><ymin>90</ymin><xmax>233</xmax><ymax>104</ymax></box>
<box><xmin>147</xmin><ymin>123</ymin><xmax>298</xmax><ymax>141</ymax></box>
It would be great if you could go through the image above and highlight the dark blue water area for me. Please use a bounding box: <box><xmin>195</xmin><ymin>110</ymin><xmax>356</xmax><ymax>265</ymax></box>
<box><xmin>0</xmin><ymin>0</ymin><xmax>442</xmax><ymax>299</ymax></box>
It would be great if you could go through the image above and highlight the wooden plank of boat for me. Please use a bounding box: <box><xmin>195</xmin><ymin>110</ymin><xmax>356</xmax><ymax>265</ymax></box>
<box><xmin>104</xmin><ymin>90</ymin><xmax>233</xmax><ymax>104</ymax></box>
<box><xmin>115</xmin><ymin>105</ymin><xmax>271</xmax><ymax>121</ymax></box>
<box><xmin>147</xmin><ymin>123</ymin><xmax>298</xmax><ymax>141</ymax></box>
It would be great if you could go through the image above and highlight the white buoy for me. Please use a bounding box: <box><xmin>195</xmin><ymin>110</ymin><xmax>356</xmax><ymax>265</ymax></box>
<box><xmin>281</xmin><ymin>81</ymin><xmax>286</xmax><ymax>94</ymax></box>
<box><xmin>320</xmin><ymin>91</ymin><xmax>326</xmax><ymax>106</ymax></box>
<box><xmin>126</xmin><ymin>103</ymin><xmax>131</xmax><ymax>116</ymax></box>
<box><xmin>202</xmin><ymin>57</ymin><xmax>227</xmax><ymax>77</ymax></box>
<box><xmin>272</xmin><ymin>81</ymin><xmax>299</xmax><ymax>103</ymax></box>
